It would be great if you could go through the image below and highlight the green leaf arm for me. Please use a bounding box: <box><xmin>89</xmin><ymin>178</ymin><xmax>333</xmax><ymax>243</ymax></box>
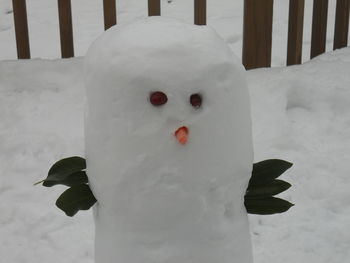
<box><xmin>250</xmin><ymin>159</ymin><xmax>293</xmax><ymax>186</ymax></box>
<box><xmin>245</xmin><ymin>197</ymin><xmax>294</xmax><ymax>215</ymax></box>
<box><xmin>245</xmin><ymin>179</ymin><xmax>291</xmax><ymax>199</ymax></box>
<box><xmin>35</xmin><ymin>156</ymin><xmax>87</xmax><ymax>187</ymax></box>
<box><xmin>43</xmin><ymin>171</ymin><xmax>88</xmax><ymax>187</ymax></box>
<box><xmin>56</xmin><ymin>184</ymin><xmax>97</xmax><ymax>217</ymax></box>
<box><xmin>245</xmin><ymin>159</ymin><xmax>294</xmax><ymax>215</ymax></box>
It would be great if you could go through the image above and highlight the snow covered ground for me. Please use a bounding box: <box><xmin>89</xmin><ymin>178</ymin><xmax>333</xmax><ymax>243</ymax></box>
<box><xmin>1</xmin><ymin>0</ymin><xmax>350</xmax><ymax>263</ymax></box>
<box><xmin>1</xmin><ymin>47</ymin><xmax>350</xmax><ymax>263</ymax></box>
<box><xmin>249</xmin><ymin>49</ymin><xmax>350</xmax><ymax>263</ymax></box>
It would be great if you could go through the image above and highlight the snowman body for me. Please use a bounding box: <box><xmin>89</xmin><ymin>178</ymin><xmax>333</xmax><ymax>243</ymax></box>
<box><xmin>85</xmin><ymin>18</ymin><xmax>253</xmax><ymax>263</ymax></box>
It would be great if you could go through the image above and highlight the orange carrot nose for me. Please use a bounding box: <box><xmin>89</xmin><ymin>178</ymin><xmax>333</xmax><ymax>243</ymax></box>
<box><xmin>175</xmin><ymin>126</ymin><xmax>189</xmax><ymax>145</ymax></box>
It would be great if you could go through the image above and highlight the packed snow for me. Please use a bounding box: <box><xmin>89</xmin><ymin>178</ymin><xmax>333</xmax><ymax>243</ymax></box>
<box><xmin>1</xmin><ymin>0</ymin><xmax>350</xmax><ymax>263</ymax></box>
<box><xmin>85</xmin><ymin>17</ymin><xmax>253</xmax><ymax>263</ymax></box>
<box><xmin>1</xmin><ymin>45</ymin><xmax>350</xmax><ymax>263</ymax></box>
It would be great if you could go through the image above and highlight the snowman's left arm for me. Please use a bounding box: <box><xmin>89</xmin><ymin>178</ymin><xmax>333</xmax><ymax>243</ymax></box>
<box><xmin>244</xmin><ymin>159</ymin><xmax>294</xmax><ymax>215</ymax></box>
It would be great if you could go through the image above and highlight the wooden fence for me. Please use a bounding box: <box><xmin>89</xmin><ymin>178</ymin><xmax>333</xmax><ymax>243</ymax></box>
<box><xmin>11</xmin><ymin>0</ymin><xmax>350</xmax><ymax>69</ymax></box>
<box><xmin>243</xmin><ymin>0</ymin><xmax>350</xmax><ymax>69</ymax></box>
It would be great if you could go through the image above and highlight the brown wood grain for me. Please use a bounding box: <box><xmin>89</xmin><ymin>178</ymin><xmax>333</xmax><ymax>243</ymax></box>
<box><xmin>287</xmin><ymin>0</ymin><xmax>305</xmax><ymax>65</ymax></box>
<box><xmin>242</xmin><ymin>0</ymin><xmax>274</xmax><ymax>70</ymax></box>
<box><xmin>103</xmin><ymin>0</ymin><xmax>117</xmax><ymax>30</ymax></box>
<box><xmin>12</xmin><ymin>0</ymin><xmax>30</xmax><ymax>59</ymax></box>
<box><xmin>58</xmin><ymin>0</ymin><xmax>74</xmax><ymax>58</ymax></box>
<box><xmin>148</xmin><ymin>0</ymin><xmax>160</xmax><ymax>16</ymax></box>
<box><xmin>310</xmin><ymin>0</ymin><xmax>329</xmax><ymax>59</ymax></box>
<box><xmin>194</xmin><ymin>0</ymin><xmax>206</xmax><ymax>25</ymax></box>
<box><xmin>333</xmin><ymin>0</ymin><xmax>350</xmax><ymax>50</ymax></box>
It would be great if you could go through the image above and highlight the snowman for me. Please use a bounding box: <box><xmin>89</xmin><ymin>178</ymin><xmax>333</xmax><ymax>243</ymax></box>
<box><xmin>39</xmin><ymin>16</ymin><xmax>293</xmax><ymax>263</ymax></box>
<box><xmin>83</xmin><ymin>17</ymin><xmax>254</xmax><ymax>263</ymax></box>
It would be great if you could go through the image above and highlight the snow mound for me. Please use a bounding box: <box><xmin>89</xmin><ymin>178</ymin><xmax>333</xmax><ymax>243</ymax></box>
<box><xmin>248</xmin><ymin>48</ymin><xmax>350</xmax><ymax>263</ymax></box>
<box><xmin>85</xmin><ymin>17</ymin><xmax>253</xmax><ymax>263</ymax></box>
<box><xmin>0</xmin><ymin>45</ymin><xmax>349</xmax><ymax>262</ymax></box>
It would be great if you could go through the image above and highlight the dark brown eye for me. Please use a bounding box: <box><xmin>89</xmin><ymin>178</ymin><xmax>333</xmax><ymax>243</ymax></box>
<box><xmin>150</xmin><ymin>91</ymin><xmax>168</xmax><ymax>106</ymax></box>
<box><xmin>190</xmin><ymin>93</ymin><xmax>202</xmax><ymax>108</ymax></box>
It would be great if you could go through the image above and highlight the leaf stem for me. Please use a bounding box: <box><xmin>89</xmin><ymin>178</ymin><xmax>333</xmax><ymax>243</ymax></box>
<box><xmin>33</xmin><ymin>180</ymin><xmax>45</xmax><ymax>186</ymax></box>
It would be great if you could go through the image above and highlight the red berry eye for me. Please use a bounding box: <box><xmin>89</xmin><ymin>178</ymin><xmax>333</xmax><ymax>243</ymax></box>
<box><xmin>190</xmin><ymin>93</ymin><xmax>202</xmax><ymax>108</ymax></box>
<box><xmin>150</xmin><ymin>91</ymin><xmax>168</xmax><ymax>106</ymax></box>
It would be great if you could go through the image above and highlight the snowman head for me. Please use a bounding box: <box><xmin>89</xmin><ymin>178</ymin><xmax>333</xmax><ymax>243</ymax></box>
<box><xmin>84</xmin><ymin>17</ymin><xmax>253</xmax><ymax>207</ymax></box>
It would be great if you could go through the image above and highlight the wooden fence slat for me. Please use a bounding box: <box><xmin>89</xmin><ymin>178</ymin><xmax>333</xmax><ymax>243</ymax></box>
<box><xmin>103</xmin><ymin>0</ymin><xmax>117</xmax><ymax>30</ymax></box>
<box><xmin>12</xmin><ymin>0</ymin><xmax>30</xmax><ymax>59</ymax></box>
<box><xmin>310</xmin><ymin>0</ymin><xmax>329</xmax><ymax>59</ymax></box>
<box><xmin>333</xmin><ymin>0</ymin><xmax>350</xmax><ymax>50</ymax></box>
<box><xmin>148</xmin><ymin>0</ymin><xmax>160</xmax><ymax>16</ymax></box>
<box><xmin>58</xmin><ymin>0</ymin><xmax>74</xmax><ymax>58</ymax></box>
<box><xmin>287</xmin><ymin>0</ymin><xmax>305</xmax><ymax>65</ymax></box>
<box><xmin>242</xmin><ymin>0</ymin><xmax>274</xmax><ymax>70</ymax></box>
<box><xmin>194</xmin><ymin>0</ymin><xmax>207</xmax><ymax>25</ymax></box>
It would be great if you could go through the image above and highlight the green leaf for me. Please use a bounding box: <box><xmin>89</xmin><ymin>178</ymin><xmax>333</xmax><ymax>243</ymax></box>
<box><xmin>56</xmin><ymin>184</ymin><xmax>97</xmax><ymax>217</ymax></box>
<box><xmin>43</xmin><ymin>171</ymin><xmax>88</xmax><ymax>187</ymax></box>
<box><xmin>249</xmin><ymin>159</ymin><xmax>293</xmax><ymax>186</ymax></box>
<box><xmin>41</xmin><ymin>156</ymin><xmax>86</xmax><ymax>187</ymax></box>
<box><xmin>245</xmin><ymin>197</ymin><xmax>294</xmax><ymax>215</ymax></box>
<box><xmin>245</xmin><ymin>179</ymin><xmax>291</xmax><ymax>199</ymax></box>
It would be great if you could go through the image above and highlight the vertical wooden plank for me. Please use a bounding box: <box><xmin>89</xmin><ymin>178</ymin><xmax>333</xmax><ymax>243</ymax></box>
<box><xmin>194</xmin><ymin>0</ymin><xmax>207</xmax><ymax>25</ymax></box>
<box><xmin>57</xmin><ymin>0</ymin><xmax>74</xmax><ymax>58</ymax></box>
<box><xmin>242</xmin><ymin>0</ymin><xmax>274</xmax><ymax>70</ymax></box>
<box><xmin>103</xmin><ymin>0</ymin><xmax>117</xmax><ymax>30</ymax></box>
<box><xmin>12</xmin><ymin>0</ymin><xmax>30</xmax><ymax>59</ymax></box>
<box><xmin>287</xmin><ymin>0</ymin><xmax>305</xmax><ymax>65</ymax></box>
<box><xmin>333</xmin><ymin>0</ymin><xmax>350</xmax><ymax>50</ymax></box>
<box><xmin>310</xmin><ymin>0</ymin><xmax>329</xmax><ymax>59</ymax></box>
<box><xmin>148</xmin><ymin>0</ymin><xmax>160</xmax><ymax>16</ymax></box>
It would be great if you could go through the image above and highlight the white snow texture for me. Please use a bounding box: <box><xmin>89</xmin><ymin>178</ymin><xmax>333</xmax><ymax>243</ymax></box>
<box><xmin>85</xmin><ymin>17</ymin><xmax>253</xmax><ymax>263</ymax></box>
<box><xmin>1</xmin><ymin>1</ymin><xmax>350</xmax><ymax>263</ymax></box>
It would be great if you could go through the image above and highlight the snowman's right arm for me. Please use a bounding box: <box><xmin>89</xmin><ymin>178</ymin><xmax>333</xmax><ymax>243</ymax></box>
<box><xmin>35</xmin><ymin>156</ymin><xmax>97</xmax><ymax>217</ymax></box>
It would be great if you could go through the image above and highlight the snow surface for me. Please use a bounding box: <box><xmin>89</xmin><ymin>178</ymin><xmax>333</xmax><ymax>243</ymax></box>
<box><xmin>85</xmin><ymin>17</ymin><xmax>253</xmax><ymax>263</ymax></box>
<box><xmin>1</xmin><ymin>0</ymin><xmax>350</xmax><ymax>262</ymax></box>
<box><xmin>1</xmin><ymin>46</ymin><xmax>350</xmax><ymax>263</ymax></box>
